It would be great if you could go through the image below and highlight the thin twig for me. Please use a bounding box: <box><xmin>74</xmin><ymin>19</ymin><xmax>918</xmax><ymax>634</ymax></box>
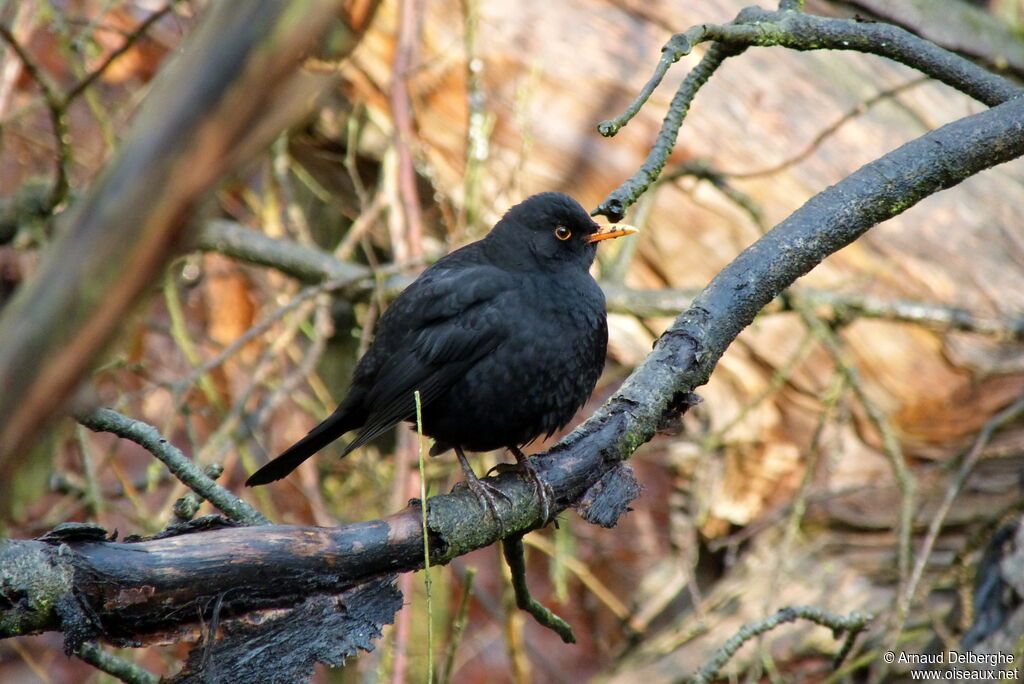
<box><xmin>0</xmin><ymin>23</ymin><xmax>70</xmax><ymax>210</ymax></box>
<box><xmin>523</xmin><ymin>533</ymin><xmax>642</xmax><ymax>633</ymax></box>
<box><xmin>594</xmin><ymin>7</ymin><xmax>1020</xmax><ymax>219</ymax></box>
<box><xmin>77</xmin><ymin>408</ymin><xmax>270</xmax><ymax>526</ymax></box>
<box><xmin>460</xmin><ymin>0</ymin><xmax>492</xmax><ymax>234</ymax></box>
<box><xmin>163</xmin><ymin>273</ymin><xmax>373</xmax><ymax>398</ymax></box>
<box><xmin>797</xmin><ymin>308</ymin><xmax>917</xmax><ymax>614</ymax></box>
<box><xmin>728</xmin><ymin>77</ymin><xmax>930</xmax><ymax>179</ymax></box>
<box><xmin>595</xmin><ymin>40</ymin><xmax>745</xmax><ymax>220</ymax></box>
<box><xmin>0</xmin><ymin>3</ymin><xmax>176</xmax><ymax>214</ymax></box>
<box><xmin>597</xmin><ymin>32</ymin><xmax>696</xmax><ymax>137</ymax></box>
<box><xmin>75</xmin><ymin>642</ymin><xmax>159</xmax><ymax>684</ymax></box>
<box><xmin>688</xmin><ymin>606</ymin><xmax>872</xmax><ymax>683</ymax></box>
<box><xmin>604</xmin><ymin>283</ymin><xmax>1024</xmax><ymax>340</ymax></box>
<box><xmin>64</xmin><ymin>3</ymin><xmax>177</xmax><ymax>103</ymax></box>
<box><xmin>661</xmin><ymin>159</ymin><xmax>769</xmax><ymax>231</ymax></box>
<box><xmin>897</xmin><ymin>393</ymin><xmax>1024</xmax><ymax>640</ymax></box>
<box><xmin>391</xmin><ymin>0</ymin><xmax>425</xmax><ymax>259</ymax></box>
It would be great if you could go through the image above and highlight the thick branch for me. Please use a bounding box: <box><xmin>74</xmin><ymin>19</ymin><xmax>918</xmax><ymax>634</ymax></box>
<box><xmin>722</xmin><ymin>7</ymin><xmax>1020</xmax><ymax>107</ymax></box>
<box><xmin>843</xmin><ymin>0</ymin><xmax>1024</xmax><ymax>78</ymax></box>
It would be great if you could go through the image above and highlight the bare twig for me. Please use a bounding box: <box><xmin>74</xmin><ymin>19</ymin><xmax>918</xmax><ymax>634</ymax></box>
<box><xmin>595</xmin><ymin>41</ymin><xmax>746</xmax><ymax>221</ymax></box>
<box><xmin>0</xmin><ymin>3</ymin><xmax>179</xmax><ymax>214</ymax></box>
<box><xmin>896</xmin><ymin>393</ymin><xmax>1024</xmax><ymax>645</ymax></box>
<box><xmin>523</xmin><ymin>533</ymin><xmax>641</xmax><ymax>633</ymax></box>
<box><xmin>460</xmin><ymin>0</ymin><xmax>492</xmax><ymax>234</ymax></box>
<box><xmin>602</xmin><ymin>283</ymin><xmax>1024</xmax><ymax>340</ymax></box>
<box><xmin>689</xmin><ymin>606</ymin><xmax>872</xmax><ymax>683</ymax></box>
<box><xmin>661</xmin><ymin>160</ymin><xmax>768</xmax><ymax>231</ymax></box>
<box><xmin>440</xmin><ymin>567</ymin><xmax>476</xmax><ymax>684</ymax></box>
<box><xmin>75</xmin><ymin>642</ymin><xmax>158</xmax><ymax>684</ymax></box>
<box><xmin>77</xmin><ymin>408</ymin><xmax>271</xmax><ymax>526</ymax></box>
<box><xmin>728</xmin><ymin>77</ymin><xmax>931</xmax><ymax>179</ymax></box>
<box><xmin>796</xmin><ymin>308</ymin><xmax>917</xmax><ymax>618</ymax></box>
<box><xmin>0</xmin><ymin>23</ymin><xmax>70</xmax><ymax>210</ymax></box>
<box><xmin>593</xmin><ymin>7</ymin><xmax>1020</xmax><ymax>220</ymax></box>
<box><xmin>596</xmin><ymin>32</ymin><xmax>696</xmax><ymax>138</ymax></box>
<box><xmin>161</xmin><ymin>272</ymin><xmax>378</xmax><ymax>399</ymax></box>
<box><xmin>64</xmin><ymin>4</ymin><xmax>178</xmax><ymax>103</ymax></box>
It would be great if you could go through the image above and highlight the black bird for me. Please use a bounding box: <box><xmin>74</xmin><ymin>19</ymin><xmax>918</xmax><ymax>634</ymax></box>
<box><xmin>246</xmin><ymin>192</ymin><xmax>636</xmax><ymax>521</ymax></box>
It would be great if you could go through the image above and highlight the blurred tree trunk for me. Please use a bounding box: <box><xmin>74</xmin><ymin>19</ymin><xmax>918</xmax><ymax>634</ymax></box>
<box><xmin>0</xmin><ymin>1</ymin><xmax>357</xmax><ymax>483</ymax></box>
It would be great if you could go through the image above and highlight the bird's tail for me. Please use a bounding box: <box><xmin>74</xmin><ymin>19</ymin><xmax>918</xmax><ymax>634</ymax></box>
<box><xmin>245</xmin><ymin>406</ymin><xmax>361</xmax><ymax>486</ymax></box>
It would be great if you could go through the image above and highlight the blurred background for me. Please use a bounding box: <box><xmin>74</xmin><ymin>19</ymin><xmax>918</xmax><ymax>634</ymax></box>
<box><xmin>1</xmin><ymin>0</ymin><xmax>1024</xmax><ymax>681</ymax></box>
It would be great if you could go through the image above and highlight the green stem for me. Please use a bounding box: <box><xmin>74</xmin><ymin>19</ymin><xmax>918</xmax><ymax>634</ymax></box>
<box><xmin>415</xmin><ymin>390</ymin><xmax>434</xmax><ymax>683</ymax></box>
<box><xmin>501</xmin><ymin>534</ymin><xmax>575</xmax><ymax>643</ymax></box>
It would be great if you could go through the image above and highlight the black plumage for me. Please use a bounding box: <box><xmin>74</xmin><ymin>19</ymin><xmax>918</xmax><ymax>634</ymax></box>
<box><xmin>246</xmin><ymin>192</ymin><xmax>635</xmax><ymax>519</ymax></box>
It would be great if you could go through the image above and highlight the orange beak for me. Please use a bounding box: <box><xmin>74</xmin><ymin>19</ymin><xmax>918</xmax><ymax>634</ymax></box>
<box><xmin>586</xmin><ymin>224</ymin><xmax>639</xmax><ymax>243</ymax></box>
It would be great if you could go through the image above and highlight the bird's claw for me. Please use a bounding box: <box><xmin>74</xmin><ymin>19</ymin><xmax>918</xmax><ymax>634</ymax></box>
<box><xmin>507</xmin><ymin>447</ymin><xmax>554</xmax><ymax>524</ymax></box>
<box><xmin>518</xmin><ymin>460</ymin><xmax>553</xmax><ymax>524</ymax></box>
<box><xmin>465</xmin><ymin>476</ymin><xmax>512</xmax><ymax>531</ymax></box>
<box><xmin>455</xmin><ymin>447</ymin><xmax>510</xmax><ymax>532</ymax></box>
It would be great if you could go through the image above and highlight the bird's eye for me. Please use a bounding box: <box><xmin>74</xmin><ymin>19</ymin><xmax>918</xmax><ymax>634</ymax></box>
<box><xmin>554</xmin><ymin>225</ymin><xmax>572</xmax><ymax>241</ymax></box>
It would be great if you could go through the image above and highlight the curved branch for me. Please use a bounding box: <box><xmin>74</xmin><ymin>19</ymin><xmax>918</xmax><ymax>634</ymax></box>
<box><xmin>723</xmin><ymin>7</ymin><xmax>1020</xmax><ymax>106</ymax></box>
<box><xmin>594</xmin><ymin>7</ymin><xmax>1022</xmax><ymax>220</ymax></box>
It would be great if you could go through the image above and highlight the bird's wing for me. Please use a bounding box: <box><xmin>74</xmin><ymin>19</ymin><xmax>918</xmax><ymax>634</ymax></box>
<box><xmin>343</xmin><ymin>264</ymin><xmax>513</xmax><ymax>453</ymax></box>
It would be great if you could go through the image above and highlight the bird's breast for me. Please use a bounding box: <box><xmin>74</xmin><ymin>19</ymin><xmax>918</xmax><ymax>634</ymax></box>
<box><xmin>419</xmin><ymin>272</ymin><xmax>607</xmax><ymax>451</ymax></box>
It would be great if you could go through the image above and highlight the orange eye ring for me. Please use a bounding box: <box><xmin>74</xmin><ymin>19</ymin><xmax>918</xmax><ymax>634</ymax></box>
<box><xmin>554</xmin><ymin>225</ymin><xmax>572</xmax><ymax>241</ymax></box>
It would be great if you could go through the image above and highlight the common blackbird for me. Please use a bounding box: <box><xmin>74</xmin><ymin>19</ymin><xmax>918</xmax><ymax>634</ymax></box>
<box><xmin>246</xmin><ymin>192</ymin><xmax>636</xmax><ymax>521</ymax></box>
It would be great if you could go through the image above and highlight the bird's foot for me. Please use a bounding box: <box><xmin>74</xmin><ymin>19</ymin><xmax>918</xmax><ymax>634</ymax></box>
<box><xmin>521</xmin><ymin>461</ymin><xmax>554</xmax><ymax>524</ymax></box>
<box><xmin>465</xmin><ymin>474</ymin><xmax>513</xmax><ymax>527</ymax></box>
<box><xmin>455</xmin><ymin>447</ymin><xmax>511</xmax><ymax>530</ymax></box>
<box><xmin>510</xmin><ymin>447</ymin><xmax>554</xmax><ymax>524</ymax></box>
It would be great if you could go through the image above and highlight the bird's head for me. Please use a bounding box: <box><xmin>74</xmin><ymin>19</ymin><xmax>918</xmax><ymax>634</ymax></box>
<box><xmin>485</xmin><ymin>192</ymin><xmax>637</xmax><ymax>272</ymax></box>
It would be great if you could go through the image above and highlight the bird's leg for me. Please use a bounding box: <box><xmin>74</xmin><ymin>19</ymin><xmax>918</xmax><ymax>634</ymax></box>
<box><xmin>509</xmin><ymin>446</ymin><xmax>553</xmax><ymax>524</ymax></box>
<box><xmin>455</xmin><ymin>446</ymin><xmax>512</xmax><ymax>526</ymax></box>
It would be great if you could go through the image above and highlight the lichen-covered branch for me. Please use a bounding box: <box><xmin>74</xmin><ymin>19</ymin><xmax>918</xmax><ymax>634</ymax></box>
<box><xmin>76</xmin><ymin>408</ymin><xmax>270</xmax><ymax>526</ymax></box>
<box><xmin>593</xmin><ymin>6</ymin><xmax>1021</xmax><ymax>220</ymax></box>
<box><xmin>75</xmin><ymin>642</ymin><xmax>158</xmax><ymax>684</ymax></box>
